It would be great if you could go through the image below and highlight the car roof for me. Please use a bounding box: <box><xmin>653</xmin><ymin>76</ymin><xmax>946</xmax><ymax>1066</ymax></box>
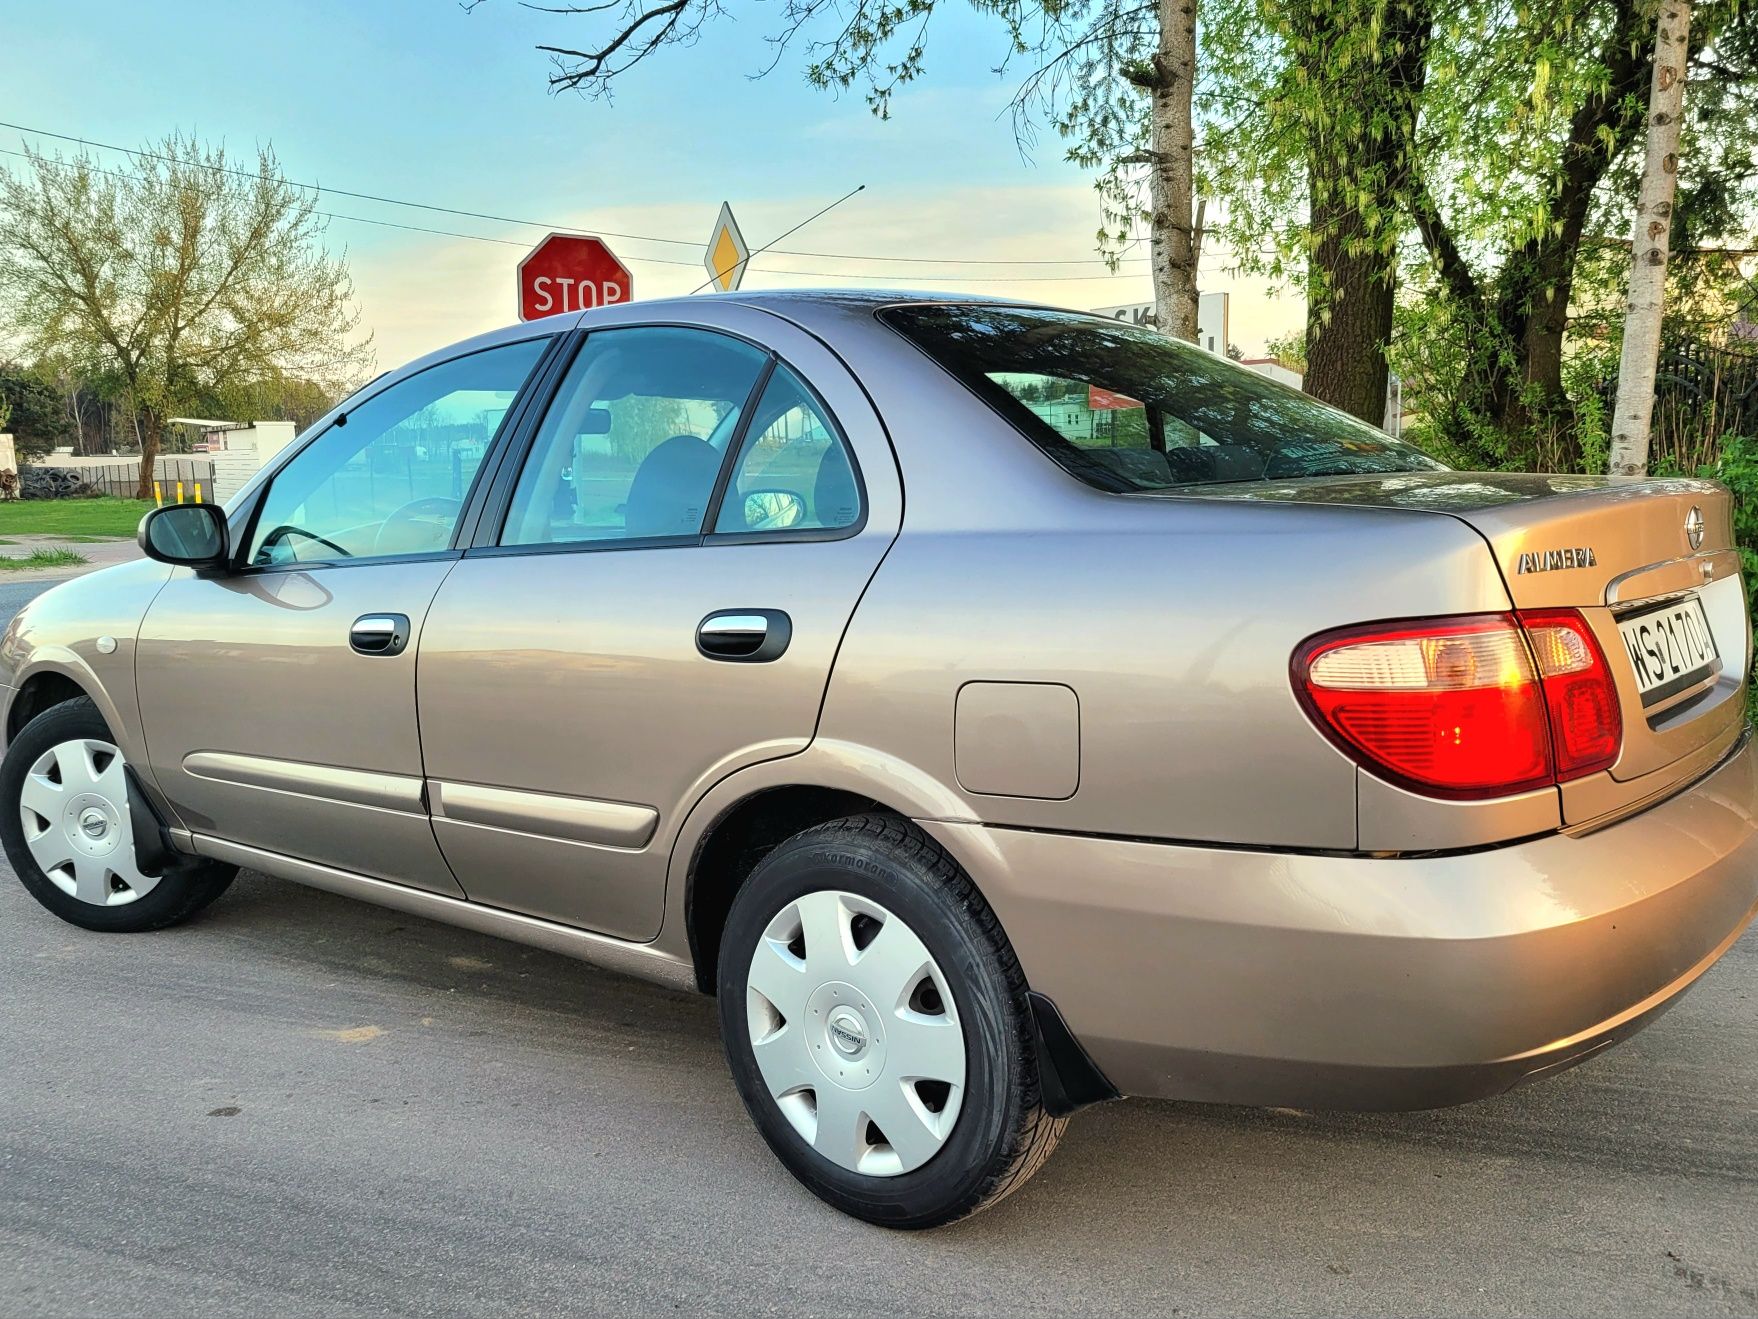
<box><xmin>389</xmin><ymin>290</ymin><xmax>1090</xmax><ymax>390</ymax></box>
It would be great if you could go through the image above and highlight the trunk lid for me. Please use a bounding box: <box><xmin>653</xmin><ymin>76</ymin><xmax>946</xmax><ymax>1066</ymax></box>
<box><xmin>1183</xmin><ymin>471</ymin><xmax>1751</xmax><ymax>824</ymax></box>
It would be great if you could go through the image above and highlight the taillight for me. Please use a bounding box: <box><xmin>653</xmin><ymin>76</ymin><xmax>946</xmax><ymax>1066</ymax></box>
<box><xmin>1294</xmin><ymin>611</ymin><xmax>1621</xmax><ymax>800</ymax></box>
<box><xmin>1518</xmin><ymin>608</ymin><xmax>1622</xmax><ymax>779</ymax></box>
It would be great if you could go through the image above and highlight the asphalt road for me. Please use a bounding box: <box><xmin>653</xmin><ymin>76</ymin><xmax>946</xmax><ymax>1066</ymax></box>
<box><xmin>0</xmin><ymin>577</ymin><xmax>64</xmax><ymax>622</ymax></box>
<box><xmin>2</xmin><ymin>580</ymin><xmax>1756</xmax><ymax>1318</ymax></box>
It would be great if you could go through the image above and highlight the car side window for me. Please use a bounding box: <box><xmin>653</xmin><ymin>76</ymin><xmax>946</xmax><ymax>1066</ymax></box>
<box><xmin>245</xmin><ymin>338</ymin><xmax>549</xmax><ymax>565</ymax></box>
<box><xmin>712</xmin><ymin>366</ymin><xmax>861</xmax><ymax>535</ymax></box>
<box><xmin>500</xmin><ymin>327</ymin><xmax>768</xmax><ymax>547</ymax></box>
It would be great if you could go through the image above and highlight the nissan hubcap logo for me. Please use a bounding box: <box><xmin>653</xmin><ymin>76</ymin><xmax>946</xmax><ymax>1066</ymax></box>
<box><xmin>1686</xmin><ymin>505</ymin><xmax>1706</xmax><ymax>551</ymax></box>
<box><xmin>827</xmin><ymin>1009</ymin><xmax>869</xmax><ymax>1058</ymax></box>
<box><xmin>79</xmin><ymin>809</ymin><xmax>107</xmax><ymax>838</ymax></box>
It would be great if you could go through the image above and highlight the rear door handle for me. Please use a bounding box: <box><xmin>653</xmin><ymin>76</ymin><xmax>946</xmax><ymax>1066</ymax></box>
<box><xmin>350</xmin><ymin>613</ymin><xmax>411</xmax><ymax>657</ymax></box>
<box><xmin>697</xmin><ymin>610</ymin><xmax>791</xmax><ymax>663</ymax></box>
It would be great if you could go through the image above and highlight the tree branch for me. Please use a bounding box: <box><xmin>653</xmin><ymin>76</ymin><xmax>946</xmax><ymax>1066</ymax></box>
<box><xmin>537</xmin><ymin>0</ymin><xmax>699</xmax><ymax>92</ymax></box>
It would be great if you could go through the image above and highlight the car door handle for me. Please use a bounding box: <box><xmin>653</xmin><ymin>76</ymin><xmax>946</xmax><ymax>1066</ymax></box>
<box><xmin>697</xmin><ymin>610</ymin><xmax>791</xmax><ymax>663</ymax></box>
<box><xmin>350</xmin><ymin>613</ymin><xmax>411</xmax><ymax>657</ymax></box>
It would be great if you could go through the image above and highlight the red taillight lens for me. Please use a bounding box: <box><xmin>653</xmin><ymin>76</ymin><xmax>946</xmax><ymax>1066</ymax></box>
<box><xmin>1518</xmin><ymin>608</ymin><xmax>1622</xmax><ymax>780</ymax></box>
<box><xmin>1294</xmin><ymin>611</ymin><xmax>1621</xmax><ymax>799</ymax></box>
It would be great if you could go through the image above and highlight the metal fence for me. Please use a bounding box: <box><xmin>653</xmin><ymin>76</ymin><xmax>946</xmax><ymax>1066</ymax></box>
<box><xmin>47</xmin><ymin>457</ymin><xmax>217</xmax><ymax>499</ymax></box>
<box><xmin>1649</xmin><ymin>338</ymin><xmax>1758</xmax><ymax>473</ymax></box>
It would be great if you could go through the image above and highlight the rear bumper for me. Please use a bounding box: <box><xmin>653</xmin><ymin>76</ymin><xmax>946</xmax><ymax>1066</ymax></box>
<box><xmin>921</xmin><ymin>732</ymin><xmax>1758</xmax><ymax>1110</ymax></box>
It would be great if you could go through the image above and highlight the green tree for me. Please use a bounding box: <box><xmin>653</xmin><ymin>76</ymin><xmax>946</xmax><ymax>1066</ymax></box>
<box><xmin>0</xmin><ymin>135</ymin><xmax>370</xmax><ymax>496</ymax></box>
<box><xmin>0</xmin><ymin>362</ymin><xmax>74</xmax><ymax>460</ymax></box>
<box><xmin>1204</xmin><ymin>0</ymin><xmax>1757</xmax><ymax>458</ymax></box>
<box><xmin>1202</xmin><ymin>0</ymin><xmax>1438</xmax><ymax>421</ymax></box>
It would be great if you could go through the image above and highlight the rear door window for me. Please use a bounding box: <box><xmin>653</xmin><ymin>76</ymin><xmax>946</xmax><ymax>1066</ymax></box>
<box><xmin>499</xmin><ymin>327</ymin><xmax>768</xmax><ymax>546</ymax></box>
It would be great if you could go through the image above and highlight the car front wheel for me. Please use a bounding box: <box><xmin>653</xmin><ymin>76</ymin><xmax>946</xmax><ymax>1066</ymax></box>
<box><xmin>1</xmin><ymin>697</ymin><xmax>235</xmax><ymax>932</ymax></box>
<box><xmin>717</xmin><ymin>813</ymin><xmax>1066</xmax><ymax>1228</ymax></box>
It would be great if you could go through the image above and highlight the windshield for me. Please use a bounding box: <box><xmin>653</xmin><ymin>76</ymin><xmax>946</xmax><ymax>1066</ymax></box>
<box><xmin>880</xmin><ymin>304</ymin><xmax>1446</xmax><ymax>492</ymax></box>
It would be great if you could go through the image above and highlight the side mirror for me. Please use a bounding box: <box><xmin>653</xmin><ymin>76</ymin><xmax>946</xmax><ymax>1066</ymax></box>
<box><xmin>138</xmin><ymin>503</ymin><xmax>229</xmax><ymax>571</ymax></box>
<box><xmin>742</xmin><ymin>489</ymin><xmax>806</xmax><ymax>532</ymax></box>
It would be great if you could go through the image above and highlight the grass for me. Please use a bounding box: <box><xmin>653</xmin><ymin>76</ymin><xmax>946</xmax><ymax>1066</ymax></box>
<box><xmin>0</xmin><ymin>496</ymin><xmax>155</xmax><ymax>538</ymax></box>
<box><xmin>0</xmin><ymin>548</ymin><xmax>89</xmax><ymax>572</ymax></box>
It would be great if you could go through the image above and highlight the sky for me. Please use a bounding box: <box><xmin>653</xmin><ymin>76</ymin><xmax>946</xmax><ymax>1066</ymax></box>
<box><xmin>2</xmin><ymin>0</ymin><xmax>1302</xmax><ymax>370</ymax></box>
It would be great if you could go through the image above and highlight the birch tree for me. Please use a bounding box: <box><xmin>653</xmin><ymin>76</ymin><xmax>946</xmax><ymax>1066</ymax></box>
<box><xmin>1609</xmin><ymin>0</ymin><xmax>1695</xmax><ymax>477</ymax></box>
<box><xmin>1136</xmin><ymin>0</ymin><xmax>1200</xmax><ymax>339</ymax></box>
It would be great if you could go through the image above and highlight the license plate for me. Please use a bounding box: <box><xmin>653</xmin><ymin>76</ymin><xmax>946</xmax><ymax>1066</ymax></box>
<box><xmin>1616</xmin><ymin>596</ymin><xmax>1720</xmax><ymax>707</ymax></box>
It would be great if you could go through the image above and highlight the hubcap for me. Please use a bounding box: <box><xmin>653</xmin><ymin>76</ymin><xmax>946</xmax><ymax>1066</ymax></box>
<box><xmin>745</xmin><ymin>890</ymin><xmax>965</xmax><ymax>1178</ymax></box>
<box><xmin>17</xmin><ymin>738</ymin><xmax>157</xmax><ymax>907</ymax></box>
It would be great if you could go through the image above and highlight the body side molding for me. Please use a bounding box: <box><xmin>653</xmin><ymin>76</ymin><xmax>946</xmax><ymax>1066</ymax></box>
<box><xmin>182</xmin><ymin>751</ymin><xmax>425</xmax><ymax>814</ymax></box>
<box><xmin>427</xmin><ymin>779</ymin><xmax>658</xmax><ymax>849</ymax></box>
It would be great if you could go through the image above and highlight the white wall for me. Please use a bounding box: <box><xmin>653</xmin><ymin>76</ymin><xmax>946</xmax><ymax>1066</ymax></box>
<box><xmin>1240</xmin><ymin>359</ymin><xmax>1303</xmax><ymax>389</ymax></box>
<box><xmin>209</xmin><ymin>446</ymin><xmax>261</xmax><ymax>502</ymax></box>
<box><xmin>1089</xmin><ymin>294</ymin><xmax>1232</xmax><ymax>356</ymax></box>
<box><xmin>1197</xmin><ymin>292</ymin><xmax>1230</xmax><ymax>356</ymax></box>
<box><xmin>240</xmin><ymin>421</ymin><xmax>297</xmax><ymax>467</ymax></box>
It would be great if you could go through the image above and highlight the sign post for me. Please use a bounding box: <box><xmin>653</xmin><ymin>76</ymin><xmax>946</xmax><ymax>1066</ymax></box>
<box><xmin>517</xmin><ymin>234</ymin><xmax>633</xmax><ymax>321</ymax></box>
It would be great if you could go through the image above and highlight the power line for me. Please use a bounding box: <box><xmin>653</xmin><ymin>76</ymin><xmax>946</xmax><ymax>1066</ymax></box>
<box><xmin>0</xmin><ymin>118</ymin><xmax>1162</xmax><ymax>269</ymax></box>
<box><xmin>690</xmin><ymin>185</ymin><xmax>867</xmax><ymax>294</ymax></box>
<box><xmin>0</xmin><ymin>145</ymin><xmax>1218</xmax><ymax>284</ymax></box>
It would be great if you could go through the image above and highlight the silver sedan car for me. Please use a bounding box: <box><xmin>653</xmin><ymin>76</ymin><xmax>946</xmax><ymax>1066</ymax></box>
<box><xmin>4</xmin><ymin>292</ymin><xmax>1755</xmax><ymax>1228</ymax></box>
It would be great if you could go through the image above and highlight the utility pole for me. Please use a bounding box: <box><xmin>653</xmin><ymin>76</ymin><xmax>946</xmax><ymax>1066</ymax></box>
<box><xmin>1609</xmin><ymin>0</ymin><xmax>1693</xmax><ymax>478</ymax></box>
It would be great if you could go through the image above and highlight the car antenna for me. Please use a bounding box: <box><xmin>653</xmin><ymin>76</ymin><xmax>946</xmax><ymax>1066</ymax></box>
<box><xmin>688</xmin><ymin>185</ymin><xmax>866</xmax><ymax>295</ymax></box>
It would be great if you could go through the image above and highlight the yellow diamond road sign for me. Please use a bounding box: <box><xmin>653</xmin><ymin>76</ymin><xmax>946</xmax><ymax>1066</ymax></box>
<box><xmin>705</xmin><ymin>202</ymin><xmax>750</xmax><ymax>293</ymax></box>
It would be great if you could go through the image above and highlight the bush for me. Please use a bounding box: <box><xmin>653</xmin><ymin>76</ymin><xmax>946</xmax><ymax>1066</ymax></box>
<box><xmin>1676</xmin><ymin>433</ymin><xmax>1758</xmax><ymax>720</ymax></box>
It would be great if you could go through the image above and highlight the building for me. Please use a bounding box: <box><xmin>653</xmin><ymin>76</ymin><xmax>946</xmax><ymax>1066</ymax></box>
<box><xmin>1091</xmin><ymin>292</ymin><xmax>1231</xmax><ymax>355</ymax></box>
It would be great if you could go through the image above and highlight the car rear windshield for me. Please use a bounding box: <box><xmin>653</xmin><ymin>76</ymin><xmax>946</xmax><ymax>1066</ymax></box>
<box><xmin>880</xmin><ymin>304</ymin><xmax>1447</xmax><ymax>492</ymax></box>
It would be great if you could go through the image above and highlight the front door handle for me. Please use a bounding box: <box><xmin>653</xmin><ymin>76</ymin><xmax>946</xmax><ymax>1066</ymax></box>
<box><xmin>350</xmin><ymin>613</ymin><xmax>411</xmax><ymax>657</ymax></box>
<box><xmin>697</xmin><ymin>609</ymin><xmax>791</xmax><ymax>663</ymax></box>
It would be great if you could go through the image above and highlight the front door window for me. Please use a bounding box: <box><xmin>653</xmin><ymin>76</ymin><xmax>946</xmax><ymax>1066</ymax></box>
<box><xmin>245</xmin><ymin>337</ymin><xmax>550</xmax><ymax>565</ymax></box>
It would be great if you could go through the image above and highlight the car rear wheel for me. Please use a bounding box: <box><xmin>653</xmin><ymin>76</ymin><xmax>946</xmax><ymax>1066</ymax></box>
<box><xmin>1</xmin><ymin>697</ymin><xmax>235</xmax><ymax>932</ymax></box>
<box><xmin>717</xmin><ymin>812</ymin><xmax>1066</xmax><ymax>1228</ymax></box>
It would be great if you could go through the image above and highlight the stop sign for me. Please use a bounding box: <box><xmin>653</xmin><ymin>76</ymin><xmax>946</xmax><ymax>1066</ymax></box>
<box><xmin>517</xmin><ymin>233</ymin><xmax>633</xmax><ymax>321</ymax></box>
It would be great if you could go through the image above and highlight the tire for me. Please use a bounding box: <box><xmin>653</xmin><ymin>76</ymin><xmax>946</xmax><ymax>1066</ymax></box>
<box><xmin>717</xmin><ymin>812</ymin><xmax>1066</xmax><ymax>1228</ymax></box>
<box><xmin>1</xmin><ymin>697</ymin><xmax>235</xmax><ymax>932</ymax></box>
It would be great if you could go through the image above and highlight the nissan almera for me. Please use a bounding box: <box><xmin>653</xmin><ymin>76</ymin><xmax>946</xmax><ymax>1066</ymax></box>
<box><xmin>4</xmin><ymin>292</ymin><xmax>1754</xmax><ymax>1227</ymax></box>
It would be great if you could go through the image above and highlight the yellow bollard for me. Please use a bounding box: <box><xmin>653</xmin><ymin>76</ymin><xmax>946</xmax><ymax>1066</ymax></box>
<box><xmin>176</xmin><ymin>481</ymin><xmax>184</xmax><ymax>505</ymax></box>
<box><xmin>153</xmin><ymin>481</ymin><xmax>163</xmax><ymax>508</ymax></box>
<box><xmin>193</xmin><ymin>482</ymin><xmax>203</xmax><ymax>504</ymax></box>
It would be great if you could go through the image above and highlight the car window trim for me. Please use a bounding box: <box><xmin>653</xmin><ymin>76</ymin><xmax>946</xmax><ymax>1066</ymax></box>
<box><xmin>453</xmin><ymin>329</ymin><xmax>583</xmax><ymax>550</ymax></box>
<box><xmin>699</xmin><ymin>355</ymin><xmax>777</xmax><ymax>536</ymax></box>
<box><xmin>228</xmin><ymin>332</ymin><xmax>562</xmax><ymax>575</ymax></box>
